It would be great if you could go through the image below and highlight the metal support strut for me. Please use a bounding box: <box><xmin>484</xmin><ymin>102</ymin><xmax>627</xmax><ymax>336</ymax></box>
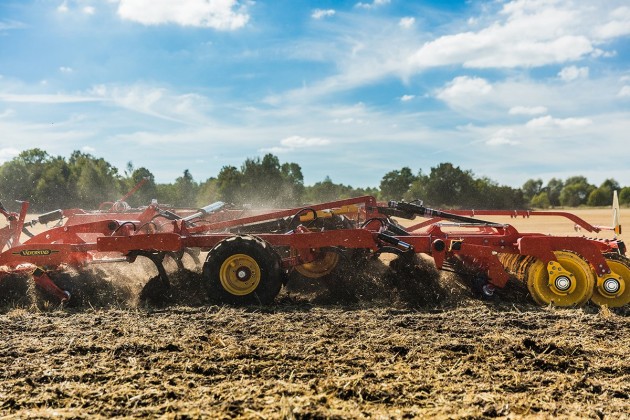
<box><xmin>32</xmin><ymin>268</ymin><xmax>71</xmax><ymax>303</ymax></box>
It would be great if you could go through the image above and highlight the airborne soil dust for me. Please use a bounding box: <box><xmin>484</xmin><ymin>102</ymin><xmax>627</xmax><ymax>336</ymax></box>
<box><xmin>1</xmin><ymin>209</ymin><xmax>629</xmax><ymax>418</ymax></box>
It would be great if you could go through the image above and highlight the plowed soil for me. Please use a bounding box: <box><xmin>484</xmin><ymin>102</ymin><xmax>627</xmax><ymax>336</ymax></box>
<box><xmin>1</xmin><ymin>209</ymin><xmax>629</xmax><ymax>418</ymax></box>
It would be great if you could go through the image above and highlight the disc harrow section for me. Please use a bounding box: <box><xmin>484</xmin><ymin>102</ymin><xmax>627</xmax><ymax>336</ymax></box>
<box><xmin>500</xmin><ymin>249</ymin><xmax>629</xmax><ymax>308</ymax></box>
<box><xmin>525</xmin><ymin>251</ymin><xmax>595</xmax><ymax>307</ymax></box>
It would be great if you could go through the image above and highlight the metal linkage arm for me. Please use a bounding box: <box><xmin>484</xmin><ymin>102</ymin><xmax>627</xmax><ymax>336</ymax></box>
<box><xmin>388</xmin><ymin>200</ymin><xmax>496</xmax><ymax>225</ymax></box>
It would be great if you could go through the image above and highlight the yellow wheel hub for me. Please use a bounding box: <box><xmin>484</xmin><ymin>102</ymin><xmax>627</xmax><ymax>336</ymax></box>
<box><xmin>295</xmin><ymin>251</ymin><xmax>340</xmax><ymax>279</ymax></box>
<box><xmin>526</xmin><ymin>251</ymin><xmax>594</xmax><ymax>307</ymax></box>
<box><xmin>219</xmin><ymin>254</ymin><xmax>261</xmax><ymax>296</ymax></box>
<box><xmin>591</xmin><ymin>257</ymin><xmax>630</xmax><ymax>308</ymax></box>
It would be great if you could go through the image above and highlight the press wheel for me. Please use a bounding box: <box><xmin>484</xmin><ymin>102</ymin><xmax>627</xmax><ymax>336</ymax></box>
<box><xmin>526</xmin><ymin>251</ymin><xmax>595</xmax><ymax>307</ymax></box>
<box><xmin>591</xmin><ymin>253</ymin><xmax>630</xmax><ymax>308</ymax></box>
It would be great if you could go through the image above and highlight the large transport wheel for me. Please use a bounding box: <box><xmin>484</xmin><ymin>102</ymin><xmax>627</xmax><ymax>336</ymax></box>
<box><xmin>286</xmin><ymin>248</ymin><xmax>369</xmax><ymax>301</ymax></box>
<box><xmin>294</xmin><ymin>250</ymin><xmax>341</xmax><ymax>279</ymax></box>
<box><xmin>591</xmin><ymin>253</ymin><xmax>630</xmax><ymax>308</ymax></box>
<box><xmin>203</xmin><ymin>235</ymin><xmax>283</xmax><ymax>305</ymax></box>
<box><xmin>525</xmin><ymin>251</ymin><xmax>595</xmax><ymax>307</ymax></box>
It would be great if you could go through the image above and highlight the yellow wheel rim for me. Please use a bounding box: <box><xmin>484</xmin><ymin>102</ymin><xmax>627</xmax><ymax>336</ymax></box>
<box><xmin>295</xmin><ymin>251</ymin><xmax>340</xmax><ymax>279</ymax></box>
<box><xmin>526</xmin><ymin>251</ymin><xmax>595</xmax><ymax>307</ymax></box>
<box><xmin>591</xmin><ymin>258</ymin><xmax>630</xmax><ymax>308</ymax></box>
<box><xmin>219</xmin><ymin>254</ymin><xmax>261</xmax><ymax>296</ymax></box>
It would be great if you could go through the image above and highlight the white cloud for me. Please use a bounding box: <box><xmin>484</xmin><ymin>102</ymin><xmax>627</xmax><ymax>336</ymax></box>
<box><xmin>526</xmin><ymin>115</ymin><xmax>592</xmax><ymax>129</ymax></box>
<box><xmin>436</xmin><ymin>76</ymin><xmax>493</xmax><ymax>102</ymax></box>
<box><xmin>0</xmin><ymin>20</ymin><xmax>27</xmax><ymax>31</ymax></box>
<box><xmin>282</xmin><ymin>136</ymin><xmax>330</xmax><ymax>148</ymax></box>
<box><xmin>356</xmin><ymin>0</ymin><xmax>390</xmax><ymax>10</ymax></box>
<box><xmin>412</xmin><ymin>33</ymin><xmax>592</xmax><ymax>70</ymax></box>
<box><xmin>509</xmin><ymin>105</ymin><xmax>548</xmax><ymax>116</ymax></box>
<box><xmin>0</xmin><ymin>92</ymin><xmax>101</xmax><ymax>104</ymax></box>
<box><xmin>0</xmin><ymin>109</ymin><xmax>15</xmax><ymax>118</ymax></box>
<box><xmin>487</xmin><ymin>128</ymin><xmax>519</xmax><ymax>146</ymax></box>
<box><xmin>89</xmin><ymin>84</ymin><xmax>212</xmax><ymax>124</ymax></box>
<box><xmin>82</xmin><ymin>145</ymin><xmax>96</xmax><ymax>153</ymax></box>
<box><xmin>410</xmin><ymin>1</ymin><xmax>603</xmax><ymax>69</ymax></box>
<box><xmin>116</xmin><ymin>0</ymin><xmax>250</xmax><ymax>30</ymax></box>
<box><xmin>59</xmin><ymin>66</ymin><xmax>73</xmax><ymax>73</ymax></box>
<box><xmin>83</xmin><ymin>6</ymin><xmax>95</xmax><ymax>15</ymax></box>
<box><xmin>268</xmin><ymin>1</ymin><xmax>630</xmax><ymax>105</ymax></box>
<box><xmin>261</xmin><ymin>135</ymin><xmax>331</xmax><ymax>153</ymax></box>
<box><xmin>558</xmin><ymin>66</ymin><xmax>589</xmax><ymax>82</ymax></box>
<box><xmin>399</xmin><ymin>17</ymin><xmax>415</xmax><ymax>29</ymax></box>
<box><xmin>312</xmin><ymin>9</ymin><xmax>335</xmax><ymax>20</ymax></box>
<box><xmin>592</xmin><ymin>6</ymin><xmax>630</xmax><ymax>40</ymax></box>
<box><xmin>57</xmin><ymin>1</ymin><xmax>69</xmax><ymax>13</ymax></box>
<box><xmin>400</xmin><ymin>94</ymin><xmax>415</xmax><ymax>102</ymax></box>
<box><xmin>263</xmin><ymin>17</ymin><xmax>422</xmax><ymax>104</ymax></box>
<box><xmin>618</xmin><ymin>86</ymin><xmax>630</xmax><ymax>97</ymax></box>
<box><xmin>0</xmin><ymin>148</ymin><xmax>19</xmax><ymax>163</ymax></box>
<box><xmin>333</xmin><ymin>117</ymin><xmax>366</xmax><ymax>124</ymax></box>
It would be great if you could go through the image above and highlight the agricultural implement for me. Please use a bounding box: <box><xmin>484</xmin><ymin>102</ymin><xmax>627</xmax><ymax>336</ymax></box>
<box><xmin>0</xmin><ymin>194</ymin><xmax>628</xmax><ymax>308</ymax></box>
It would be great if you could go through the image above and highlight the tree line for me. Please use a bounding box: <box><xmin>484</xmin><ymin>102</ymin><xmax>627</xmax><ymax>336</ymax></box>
<box><xmin>0</xmin><ymin>148</ymin><xmax>627</xmax><ymax>212</ymax></box>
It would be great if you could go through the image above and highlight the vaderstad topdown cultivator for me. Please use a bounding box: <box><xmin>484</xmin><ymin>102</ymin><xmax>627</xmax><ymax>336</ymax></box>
<box><xmin>0</xmin><ymin>193</ymin><xmax>628</xmax><ymax>308</ymax></box>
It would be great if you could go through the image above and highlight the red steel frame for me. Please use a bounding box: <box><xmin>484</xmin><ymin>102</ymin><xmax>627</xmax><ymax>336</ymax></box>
<box><xmin>0</xmin><ymin>195</ymin><xmax>624</xmax><ymax>302</ymax></box>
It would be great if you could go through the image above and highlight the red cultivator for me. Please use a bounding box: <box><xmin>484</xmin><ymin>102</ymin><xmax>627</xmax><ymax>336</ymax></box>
<box><xmin>0</xmin><ymin>194</ymin><xmax>627</xmax><ymax>308</ymax></box>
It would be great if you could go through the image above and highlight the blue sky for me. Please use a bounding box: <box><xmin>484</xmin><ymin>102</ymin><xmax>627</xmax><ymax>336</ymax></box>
<box><xmin>1</xmin><ymin>0</ymin><xmax>629</xmax><ymax>188</ymax></box>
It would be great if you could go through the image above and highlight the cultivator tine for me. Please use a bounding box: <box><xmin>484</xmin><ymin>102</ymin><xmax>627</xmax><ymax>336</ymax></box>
<box><xmin>136</xmin><ymin>251</ymin><xmax>171</xmax><ymax>287</ymax></box>
<box><xmin>32</xmin><ymin>268</ymin><xmax>70</xmax><ymax>303</ymax></box>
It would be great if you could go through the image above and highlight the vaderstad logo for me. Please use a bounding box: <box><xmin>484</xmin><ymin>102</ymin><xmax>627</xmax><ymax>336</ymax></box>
<box><xmin>13</xmin><ymin>249</ymin><xmax>59</xmax><ymax>257</ymax></box>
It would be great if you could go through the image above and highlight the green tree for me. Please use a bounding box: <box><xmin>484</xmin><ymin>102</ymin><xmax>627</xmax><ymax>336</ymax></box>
<box><xmin>126</xmin><ymin>167</ymin><xmax>157</xmax><ymax>207</ymax></box>
<box><xmin>172</xmin><ymin>169</ymin><xmax>198</xmax><ymax>207</ymax></box>
<box><xmin>559</xmin><ymin>176</ymin><xmax>595</xmax><ymax>207</ymax></box>
<box><xmin>0</xmin><ymin>149</ymin><xmax>52</xmax><ymax>208</ymax></box>
<box><xmin>587</xmin><ymin>179</ymin><xmax>620</xmax><ymax>207</ymax></box>
<box><xmin>546</xmin><ymin>178</ymin><xmax>564</xmax><ymax>207</ymax></box>
<box><xmin>216</xmin><ymin>165</ymin><xmax>243</xmax><ymax>204</ymax></box>
<box><xmin>230</xmin><ymin>154</ymin><xmax>305</xmax><ymax>207</ymax></box>
<box><xmin>530</xmin><ymin>192</ymin><xmax>551</xmax><ymax>209</ymax></box>
<box><xmin>197</xmin><ymin>177</ymin><xmax>219</xmax><ymax>207</ymax></box>
<box><xmin>619</xmin><ymin>187</ymin><xmax>630</xmax><ymax>205</ymax></box>
<box><xmin>473</xmin><ymin>177</ymin><xmax>526</xmax><ymax>209</ymax></box>
<box><xmin>69</xmin><ymin>151</ymin><xmax>122</xmax><ymax>208</ymax></box>
<box><xmin>380</xmin><ymin>167</ymin><xmax>417</xmax><ymax>200</ymax></box>
<box><xmin>34</xmin><ymin>157</ymin><xmax>74</xmax><ymax>209</ymax></box>
<box><xmin>587</xmin><ymin>188</ymin><xmax>610</xmax><ymax>207</ymax></box>
<box><xmin>522</xmin><ymin>178</ymin><xmax>543</xmax><ymax>204</ymax></box>
<box><xmin>406</xmin><ymin>170</ymin><xmax>428</xmax><ymax>201</ymax></box>
<box><xmin>422</xmin><ymin>163</ymin><xmax>476</xmax><ymax>207</ymax></box>
<box><xmin>240</xmin><ymin>154</ymin><xmax>284</xmax><ymax>206</ymax></box>
<box><xmin>303</xmin><ymin>176</ymin><xmax>361</xmax><ymax>203</ymax></box>
<box><xmin>279</xmin><ymin>162</ymin><xmax>305</xmax><ymax>206</ymax></box>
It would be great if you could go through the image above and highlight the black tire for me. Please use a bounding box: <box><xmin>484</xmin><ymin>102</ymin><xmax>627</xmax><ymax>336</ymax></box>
<box><xmin>203</xmin><ymin>235</ymin><xmax>282</xmax><ymax>305</ymax></box>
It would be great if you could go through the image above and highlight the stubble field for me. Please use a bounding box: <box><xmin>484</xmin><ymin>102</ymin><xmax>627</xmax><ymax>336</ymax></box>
<box><xmin>1</xmin><ymin>209</ymin><xmax>629</xmax><ymax>418</ymax></box>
